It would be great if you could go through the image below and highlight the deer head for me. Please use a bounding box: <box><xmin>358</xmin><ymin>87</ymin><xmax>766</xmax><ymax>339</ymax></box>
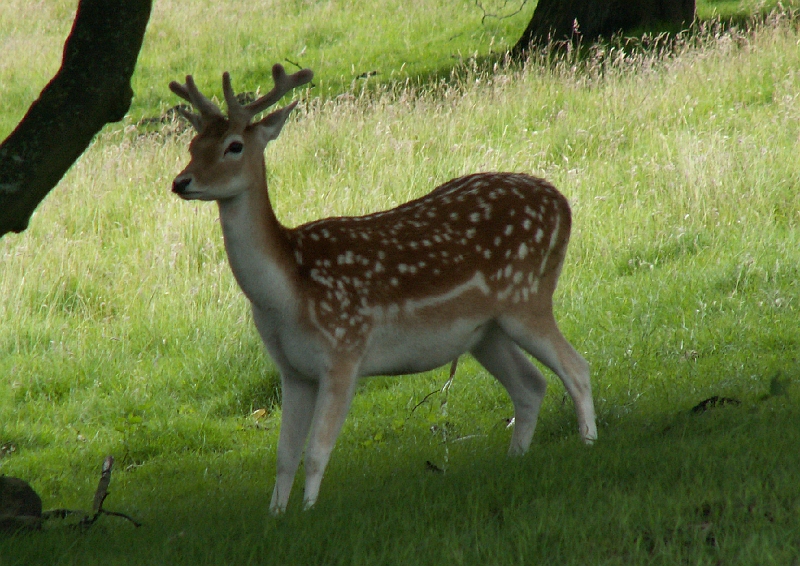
<box><xmin>169</xmin><ymin>64</ymin><xmax>313</xmax><ymax>201</ymax></box>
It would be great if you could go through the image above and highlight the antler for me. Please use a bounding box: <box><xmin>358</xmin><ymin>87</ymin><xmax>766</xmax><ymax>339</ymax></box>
<box><xmin>225</xmin><ymin>64</ymin><xmax>314</xmax><ymax>126</ymax></box>
<box><xmin>168</xmin><ymin>75</ymin><xmax>224</xmax><ymax>131</ymax></box>
<box><xmin>169</xmin><ymin>64</ymin><xmax>313</xmax><ymax>132</ymax></box>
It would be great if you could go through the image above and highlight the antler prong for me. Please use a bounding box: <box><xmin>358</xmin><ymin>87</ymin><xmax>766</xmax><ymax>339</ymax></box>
<box><xmin>175</xmin><ymin>105</ymin><xmax>203</xmax><ymax>132</ymax></box>
<box><xmin>235</xmin><ymin>64</ymin><xmax>313</xmax><ymax>124</ymax></box>
<box><xmin>223</xmin><ymin>72</ymin><xmax>250</xmax><ymax>126</ymax></box>
<box><xmin>168</xmin><ymin>75</ymin><xmax>224</xmax><ymax>132</ymax></box>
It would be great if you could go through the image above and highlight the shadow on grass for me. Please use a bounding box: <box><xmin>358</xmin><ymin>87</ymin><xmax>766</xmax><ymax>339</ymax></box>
<box><xmin>137</xmin><ymin>3</ymin><xmax>797</xmax><ymax>133</ymax></box>
<box><xmin>1</xmin><ymin>383</ymin><xmax>797</xmax><ymax>564</ymax></box>
<box><xmin>354</xmin><ymin>3</ymin><xmax>800</xmax><ymax>95</ymax></box>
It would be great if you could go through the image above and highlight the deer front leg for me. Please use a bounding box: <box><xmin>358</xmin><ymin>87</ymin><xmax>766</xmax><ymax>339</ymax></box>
<box><xmin>270</xmin><ymin>372</ymin><xmax>318</xmax><ymax>515</ymax></box>
<box><xmin>302</xmin><ymin>362</ymin><xmax>359</xmax><ymax>510</ymax></box>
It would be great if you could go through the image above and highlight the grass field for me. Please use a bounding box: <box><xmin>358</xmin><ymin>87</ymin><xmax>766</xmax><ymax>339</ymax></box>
<box><xmin>1</xmin><ymin>1</ymin><xmax>800</xmax><ymax>564</ymax></box>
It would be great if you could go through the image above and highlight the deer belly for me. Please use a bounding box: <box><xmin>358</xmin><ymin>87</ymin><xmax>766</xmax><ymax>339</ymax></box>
<box><xmin>359</xmin><ymin>318</ymin><xmax>488</xmax><ymax>377</ymax></box>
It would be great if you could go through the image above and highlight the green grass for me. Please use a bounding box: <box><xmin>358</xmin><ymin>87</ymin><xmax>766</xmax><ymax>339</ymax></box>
<box><xmin>0</xmin><ymin>0</ymin><xmax>534</xmax><ymax>137</ymax></box>
<box><xmin>2</xmin><ymin>1</ymin><xmax>800</xmax><ymax>564</ymax></box>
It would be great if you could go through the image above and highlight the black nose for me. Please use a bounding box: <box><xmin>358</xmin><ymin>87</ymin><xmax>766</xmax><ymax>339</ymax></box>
<box><xmin>172</xmin><ymin>178</ymin><xmax>191</xmax><ymax>194</ymax></box>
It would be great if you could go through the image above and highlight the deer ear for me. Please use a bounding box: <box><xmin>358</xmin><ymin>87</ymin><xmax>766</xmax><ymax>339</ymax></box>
<box><xmin>252</xmin><ymin>101</ymin><xmax>298</xmax><ymax>147</ymax></box>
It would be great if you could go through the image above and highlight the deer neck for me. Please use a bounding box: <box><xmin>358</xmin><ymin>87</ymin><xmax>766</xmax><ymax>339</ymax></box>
<box><xmin>216</xmin><ymin>169</ymin><xmax>296</xmax><ymax>312</ymax></box>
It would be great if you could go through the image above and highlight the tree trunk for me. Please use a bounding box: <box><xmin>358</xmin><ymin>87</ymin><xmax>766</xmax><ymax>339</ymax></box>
<box><xmin>0</xmin><ymin>0</ymin><xmax>152</xmax><ymax>238</ymax></box>
<box><xmin>512</xmin><ymin>0</ymin><xmax>696</xmax><ymax>55</ymax></box>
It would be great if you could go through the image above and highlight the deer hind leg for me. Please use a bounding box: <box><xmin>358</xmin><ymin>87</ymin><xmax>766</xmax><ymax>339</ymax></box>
<box><xmin>270</xmin><ymin>371</ymin><xmax>318</xmax><ymax>515</ymax></box>
<box><xmin>471</xmin><ymin>323</ymin><xmax>548</xmax><ymax>455</ymax></box>
<box><xmin>301</xmin><ymin>361</ymin><xmax>359</xmax><ymax>510</ymax></box>
<box><xmin>499</xmin><ymin>313</ymin><xmax>597</xmax><ymax>444</ymax></box>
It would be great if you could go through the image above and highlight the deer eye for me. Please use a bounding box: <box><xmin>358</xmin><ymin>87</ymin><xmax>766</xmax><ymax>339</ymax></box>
<box><xmin>224</xmin><ymin>141</ymin><xmax>244</xmax><ymax>155</ymax></box>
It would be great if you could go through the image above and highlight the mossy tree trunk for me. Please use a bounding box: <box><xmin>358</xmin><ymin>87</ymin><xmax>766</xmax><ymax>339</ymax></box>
<box><xmin>512</xmin><ymin>0</ymin><xmax>695</xmax><ymax>55</ymax></box>
<box><xmin>0</xmin><ymin>0</ymin><xmax>152</xmax><ymax>238</ymax></box>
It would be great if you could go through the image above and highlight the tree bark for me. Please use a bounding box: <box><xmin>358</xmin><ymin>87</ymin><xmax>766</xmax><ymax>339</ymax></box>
<box><xmin>0</xmin><ymin>0</ymin><xmax>152</xmax><ymax>238</ymax></box>
<box><xmin>512</xmin><ymin>0</ymin><xmax>696</xmax><ymax>55</ymax></box>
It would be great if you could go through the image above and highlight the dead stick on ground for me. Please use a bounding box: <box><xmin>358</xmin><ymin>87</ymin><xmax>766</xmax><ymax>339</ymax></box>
<box><xmin>410</xmin><ymin>358</ymin><xmax>459</xmax><ymax>416</ymax></box>
<box><xmin>41</xmin><ymin>455</ymin><xmax>141</xmax><ymax>528</ymax></box>
<box><xmin>92</xmin><ymin>455</ymin><xmax>113</xmax><ymax>515</ymax></box>
<box><xmin>86</xmin><ymin>456</ymin><xmax>141</xmax><ymax>527</ymax></box>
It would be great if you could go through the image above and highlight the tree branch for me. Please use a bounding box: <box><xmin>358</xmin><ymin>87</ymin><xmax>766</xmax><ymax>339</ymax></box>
<box><xmin>475</xmin><ymin>0</ymin><xmax>530</xmax><ymax>25</ymax></box>
<box><xmin>0</xmin><ymin>0</ymin><xmax>152</xmax><ymax>237</ymax></box>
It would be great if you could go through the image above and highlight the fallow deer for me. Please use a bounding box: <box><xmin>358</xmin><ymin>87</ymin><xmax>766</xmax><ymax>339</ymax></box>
<box><xmin>170</xmin><ymin>64</ymin><xmax>596</xmax><ymax>513</ymax></box>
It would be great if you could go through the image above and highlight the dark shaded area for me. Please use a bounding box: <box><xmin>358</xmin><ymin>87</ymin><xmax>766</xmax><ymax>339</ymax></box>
<box><xmin>340</xmin><ymin>5</ymin><xmax>791</xmax><ymax>104</ymax></box>
<box><xmin>512</xmin><ymin>0</ymin><xmax>696</xmax><ymax>55</ymax></box>
<box><xmin>0</xmin><ymin>0</ymin><xmax>152</xmax><ymax>238</ymax></box>
<box><xmin>134</xmin><ymin>5</ymin><xmax>792</xmax><ymax>135</ymax></box>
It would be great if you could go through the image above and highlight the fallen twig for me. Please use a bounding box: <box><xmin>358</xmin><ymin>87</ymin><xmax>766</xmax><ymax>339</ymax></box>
<box><xmin>409</xmin><ymin>358</ymin><xmax>459</xmax><ymax>416</ymax></box>
<box><xmin>2</xmin><ymin>455</ymin><xmax>140</xmax><ymax>534</ymax></box>
<box><xmin>42</xmin><ymin>455</ymin><xmax>141</xmax><ymax>529</ymax></box>
<box><xmin>690</xmin><ymin>396</ymin><xmax>741</xmax><ymax>414</ymax></box>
